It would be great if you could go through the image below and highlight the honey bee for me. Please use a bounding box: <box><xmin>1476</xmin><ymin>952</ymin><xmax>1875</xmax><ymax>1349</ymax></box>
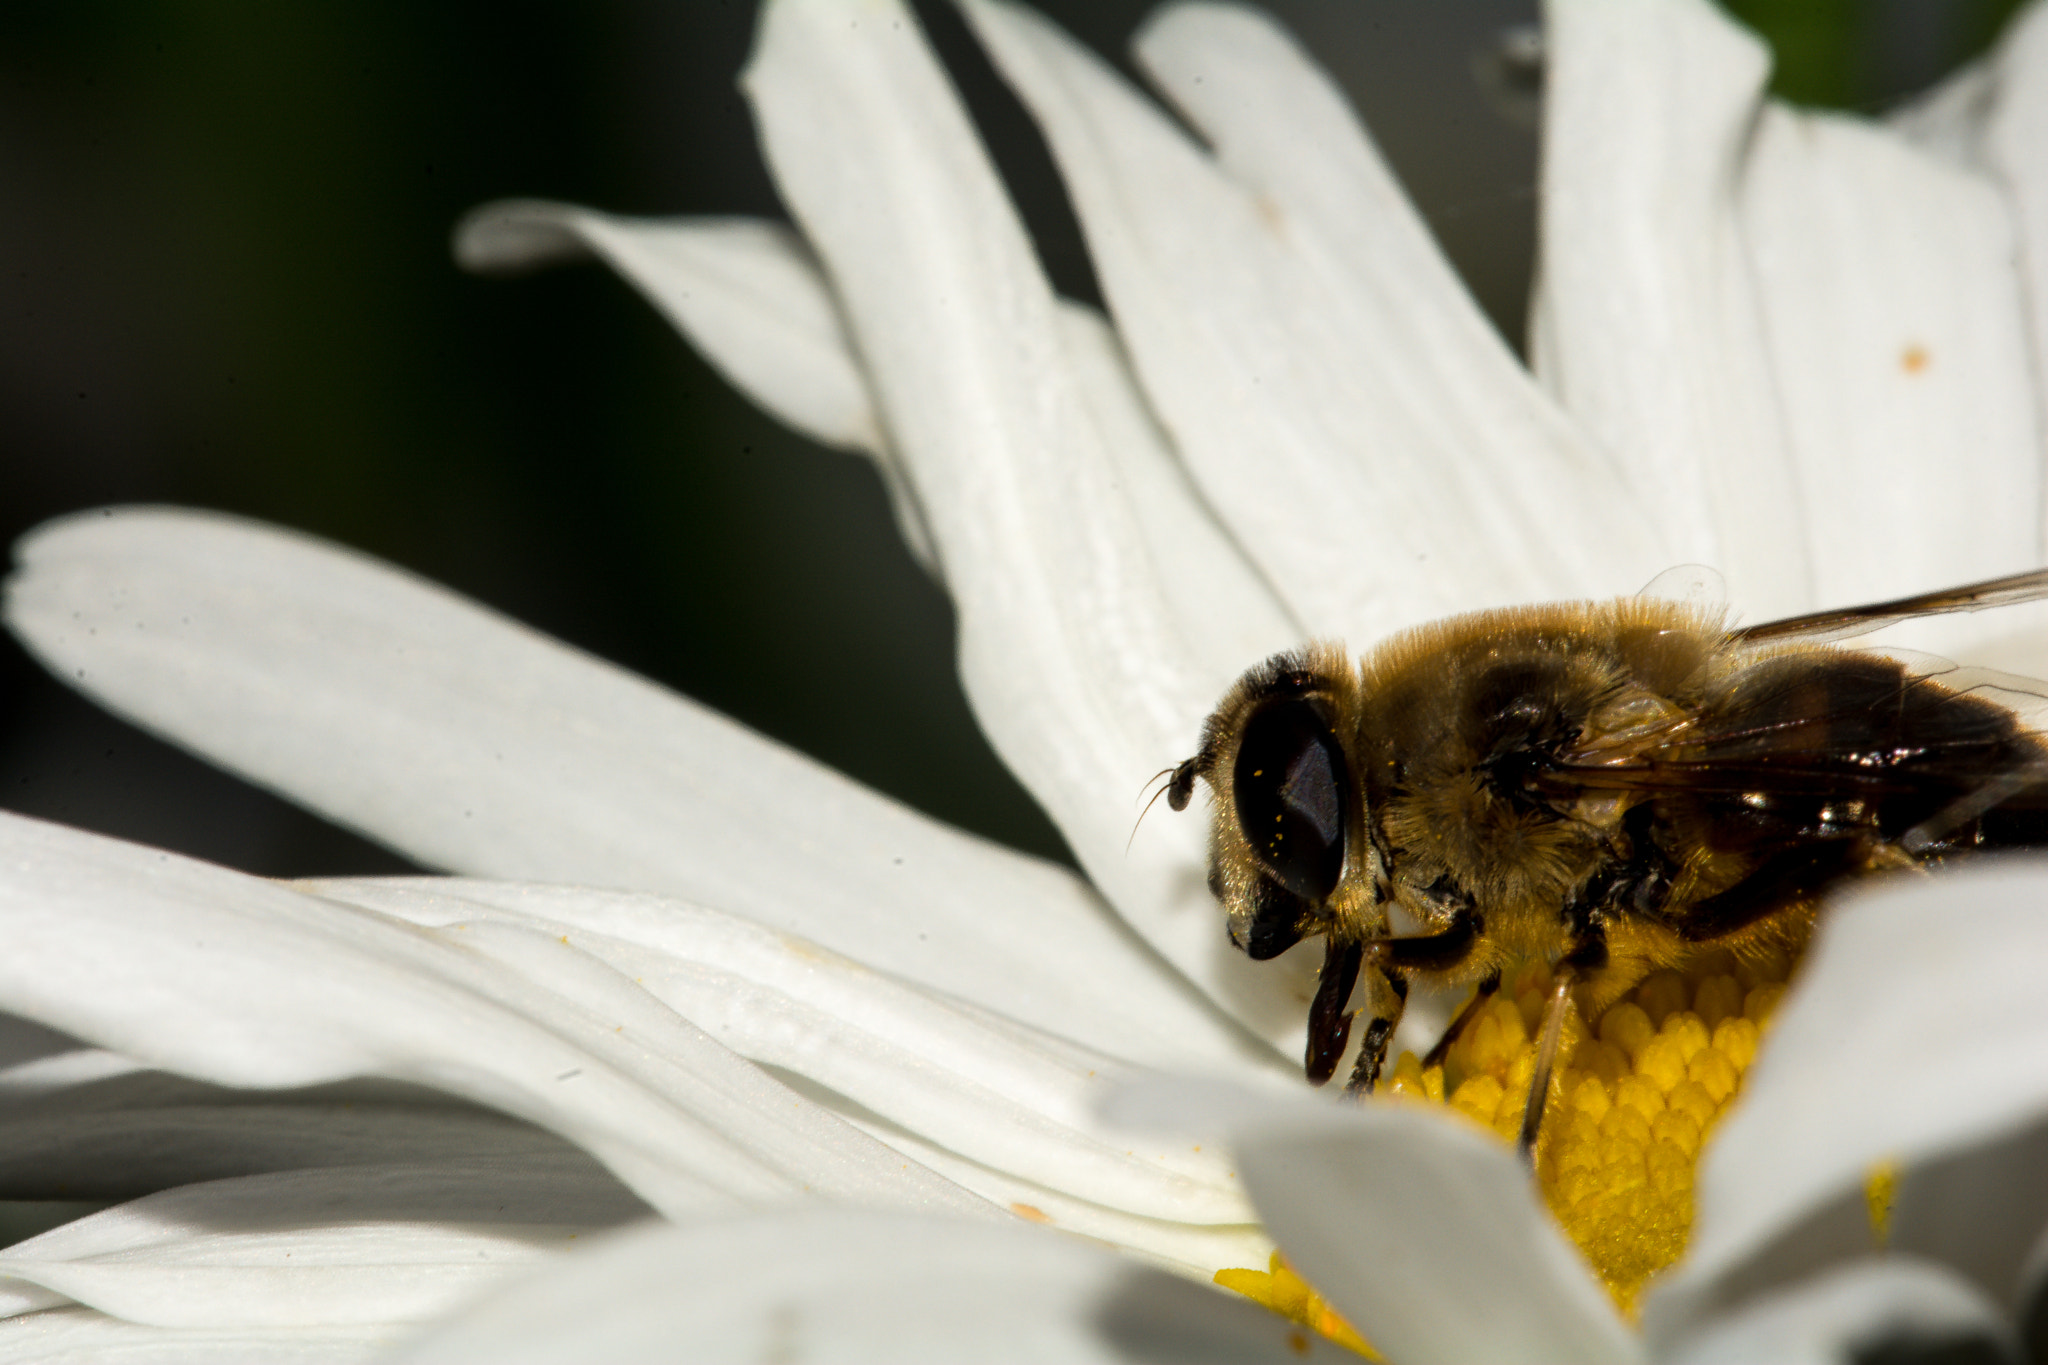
<box><xmin>1167</xmin><ymin>570</ymin><xmax>2048</xmax><ymax>1150</ymax></box>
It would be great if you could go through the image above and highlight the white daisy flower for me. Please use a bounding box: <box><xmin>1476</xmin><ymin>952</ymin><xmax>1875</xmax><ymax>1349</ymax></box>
<box><xmin>5</xmin><ymin>0</ymin><xmax>2048</xmax><ymax>1361</ymax></box>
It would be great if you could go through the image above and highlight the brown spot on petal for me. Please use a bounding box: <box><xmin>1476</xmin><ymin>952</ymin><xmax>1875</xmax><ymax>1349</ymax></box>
<box><xmin>1007</xmin><ymin>1202</ymin><xmax>1051</xmax><ymax>1224</ymax></box>
<box><xmin>1254</xmin><ymin>192</ymin><xmax>1288</xmax><ymax>236</ymax></box>
<box><xmin>1902</xmin><ymin>344</ymin><xmax>1930</xmax><ymax>374</ymax></box>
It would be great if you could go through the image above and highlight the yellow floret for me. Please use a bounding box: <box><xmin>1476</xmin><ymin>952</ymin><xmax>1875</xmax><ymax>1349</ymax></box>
<box><xmin>1712</xmin><ymin>1016</ymin><xmax>1760</xmax><ymax>1071</ymax></box>
<box><xmin>1687</xmin><ymin>1048</ymin><xmax>1739</xmax><ymax>1104</ymax></box>
<box><xmin>1214</xmin><ymin>1252</ymin><xmax>1379</xmax><ymax>1358</ymax></box>
<box><xmin>1450</xmin><ymin>1072</ymin><xmax>1505</xmax><ymax>1126</ymax></box>
<box><xmin>1634</xmin><ymin>970</ymin><xmax>1690</xmax><ymax>1026</ymax></box>
<box><xmin>1569</xmin><ymin>1074</ymin><xmax>1612</xmax><ymax>1124</ymax></box>
<box><xmin>1382</xmin><ymin>1050</ymin><xmax>1430</xmax><ymax>1100</ymax></box>
<box><xmin>1216</xmin><ymin>951</ymin><xmax>1799</xmax><ymax>1334</ymax></box>
<box><xmin>1694</xmin><ymin>974</ymin><xmax>1744</xmax><ymax>1028</ymax></box>
<box><xmin>1598</xmin><ymin>1002</ymin><xmax>1655</xmax><ymax>1059</ymax></box>
<box><xmin>1743</xmin><ymin>982</ymin><xmax>1786</xmax><ymax>1023</ymax></box>
<box><xmin>1866</xmin><ymin>1161</ymin><xmax>1898</xmax><ymax>1245</ymax></box>
<box><xmin>1632</xmin><ymin>1033</ymin><xmax>1688</xmax><ymax>1092</ymax></box>
<box><xmin>1443</xmin><ymin>955</ymin><xmax>1787</xmax><ymax>1313</ymax></box>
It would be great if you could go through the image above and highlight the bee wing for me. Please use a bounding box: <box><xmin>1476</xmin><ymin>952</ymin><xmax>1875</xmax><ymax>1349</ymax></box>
<box><xmin>1634</xmin><ymin>563</ymin><xmax>1727</xmax><ymax>612</ymax></box>
<box><xmin>1549</xmin><ymin>648</ymin><xmax>2048</xmax><ymax>805</ymax></box>
<box><xmin>1731</xmin><ymin>568</ymin><xmax>2048</xmax><ymax>645</ymax></box>
<box><xmin>1866</xmin><ymin>649</ymin><xmax>2048</xmax><ymax>733</ymax></box>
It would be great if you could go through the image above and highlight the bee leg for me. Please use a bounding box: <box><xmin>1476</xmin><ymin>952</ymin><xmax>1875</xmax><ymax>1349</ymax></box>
<box><xmin>1517</xmin><ymin>969</ymin><xmax>1576</xmax><ymax>1164</ymax></box>
<box><xmin>1304</xmin><ymin>938</ymin><xmax>1365</xmax><ymax>1085</ymax></box>
<box><xmin>1376</xmin><ymin>904</ymin><xmax>1481</xmax><ymax>974</ymax></box>
<box><xmin>1343</xmin><ymin>970</ymin><xmax>1408</xmax><ymax>1096</ymax></box>
<box><xmin>1344</xmin><ymin>906</ymin><xmax>1483</xmax><ymax>1094</ymax></box>
<box><xmin>1517</xmin><ymin>921</ymin><xmax>1609</xmax><ymax>1164</ymax></box>
<box><xmin>1676</xmin><ymin>840</ymin><xmax>1861</xmax><ymax>941</ymax></box>
<box><xmin>1421</xmin><ymin>967</ymin><xmax>1503</xmax><ymax>1070</ymax></box>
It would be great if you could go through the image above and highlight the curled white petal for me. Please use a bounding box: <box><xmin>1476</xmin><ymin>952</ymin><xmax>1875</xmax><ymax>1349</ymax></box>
<box><xmin>452</xmin><ymin>201</ymin><xmax>945</xmax><ymax>571</ymax></box>
<box><xmin>828</xmin><ymin>1114</ymin><xmax>1272</xmax><ymax>1278</ymax></box>
<box><xmin>4</xmin><ymin>506</ymin><xmax>1263</xmax><ymax>1070</ymax></box>
<box><xmin>455</xmin><ymin>202</ymin><xmax>883</xmax><ymax>456</ymax></box>
<box><xmin>1888</xmin><ymin>4</ymin><xmax>2048</xmax><ymax>544</ymax></box>
<box><xmin>306</xmin><ymin>877</ymin><xmax>1255</xmax><ymax>1228</ymax></box>
<box><xmin>1887</xmin><ymin>1111</ymin><xmax>2048</xmax><ymax>1316</ymax></box>
<box><xmin>744</xmin><ymin>0</ymin><xmax>1306</xmax><ymax>1045</ymax></box>
<box><xmin>967</xmin><ymin>0</ymin><xmax>1667</xmax><ymax>641</ymax></box>
<box><xmin>1653</xmin><ymin>861</ymin><xmax>2048</xmax><ymax>1337</ymax></box>
<box><xmin>1109</xmin><ymin>1077</ymin><xmax>1639</xmax><ymax>1365</ymax></box>
<box><xmin>0</xmin><ymin>810</ymin><xmax>985</xmax><ymax>1221</ymax></box>
<box><xmin>0</xmin><ymin>1074</ymin><xmax>605</xmax><ymax>1201</ymax></box>
<box><xmin>1054</xmin><ymin>300</ymin><xmax>1298</xmax><ymax>676</ymax></box>
<box><xmin>385</xmin><ymin>1207</ymin><xmax>1352</xmax><ymax>1364</ymax></box>
<box><xmin>0</xmin><ymin>1160</ymin><xmax>644</xmax><ymax>1328</ymax></box>
<box><xmin>1660</xmin><ymin>1255</ymin><xmax>2016</xmax><ymax>1365</ymax></box>
<box><xmin>1738</xmin><ymin>103</ymin><xmax>2043</xmax><ymax>668</ymax></box>
<box><xmin>454</xmin><ymin>206</ymin><xmax>1297</xmax><ymax>672</ymax></box>
<box><xmin>1977</xmin><ymin>3</ymin><xmax>2048</xmax><ymax>465</ymax></box>
<box><xmin>1537</xmin><ymin>0</ymin><xmax>1809</xmax><ymax>614</ymax></box>
<box><xmin>0</xmin><ymin>1308</ymin><xmax>385</xmax><ymax>1365</ymax></box>
<box><xmin>1542</xmin><ymin>0</ymin><xmax>2047</xmax><ymax>646</ymax></box>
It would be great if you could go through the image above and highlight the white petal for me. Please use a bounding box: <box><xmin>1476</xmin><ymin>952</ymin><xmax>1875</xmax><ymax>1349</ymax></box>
<box><xmin>1888</xmin><ymin>4</ymin><xmax>2048</xmax><ymax>473</ymax></box>
<box><xmin>386</xmin><ymin>1207</ymin><xmax>1352</xmax><ymax>1364</ymax></box>
<box><xmin>453</xmin><ymin>207</ymin><xmax>1296</xmax><ymax>675</ymax></box>
<box><xmin>0</xmin><ymin>810</ymin><xmax>984</xmax><ymax>1221</ymax></box>
<box><xmin>451</xmin><ymin>201</ymin><xmax>947</xmax><ymax>573</ymax></box>
<box><xmin>0</xmin><ymin>1092</ymin><xmax>602</xmax><ymax>1202</ymax></box>
<box><xmin>4</xmin><ymin>506</ymin><xmax>1268</xmax><ymax>1068</ymax></box>
<box><xmin>1109</xmin><ymin>1078</ymin><xmax>1639</xmax><ymax>1365</ymax></box>
<box><xmin>967</xmin><ymin>0</ymin><xmax>1669</xmax><ymax>639</ymax></box>
<box><xmin>1054</xmin><ymin>301</ymin><xmax>1299</xmax><ymax>674</ymax></box>
<box><xmin>1737</xmin><ymin>103</ymin><xmax>2043</xmax><ymax>665</ymax></box>
<box><xmin>455</xmin><ymin>202</ymin><xmax>882</xmax><ymax>455</ymax></box>
<box><xmin>1887</xmin><ymin>57</ymin><xmax>1996</xmax><ymax>167</ymax></box>
<box><xmin>0</xmin><ymin>1015</ymin><xmax>78</xmax><ymax>1071</ymax></box>
<box><xmin>0</xmin><ymin>1047</ymin><xmax>145</xmax><ymax>1102</ymax></box>
<box><xmin>1537</xmin><ymin>0</ymin><xmax>1811</xmax><ymax>615</ymax></box>
<box><xmin>0</xmin><ymin>1161</ymin><xmax>643</xmax><ymax>1329</ymax></box>
<box><xmin>0</xmin><ymin>1308</ymin><xmax>385</xmax><ymax>1365</ymax></box>
<box><xmin>1650</xmin><ymin>861</ymin><xmax>2048</xmax><ymax>1337</ymax></box>
<box><xmin>0</xmin><ymin>1053</ymin><xmax>615</xmax><ymax>1202</ymax></box>
<box><xmin>1661</xmin><ymin>1256</ymin><xmax>2015</xmax><ymax>1365</ymax></box>
<box><xmin>304</xmin><ymin>877</ymin><xmax>1254</xmax><ymax>1227</ymax></box>
<box><xmin>744</xmin><ymin>0</ymin><xmax>1307</xmax><ymax>1045</ymax></box>
<box><xmin>1983</xmin><ymin>4</ymin><xmax>2048</xmax><ymax>536</ymax></box>
<box><xmin>827</xmin><ymin>1113</ymin><xmax>1272</xmax><ymax>1279</ymax></box>
<box><xmin>1888</xmin><ymin>1111</ymin><xmax>2048</xmax><ymax>1314</ymax></box>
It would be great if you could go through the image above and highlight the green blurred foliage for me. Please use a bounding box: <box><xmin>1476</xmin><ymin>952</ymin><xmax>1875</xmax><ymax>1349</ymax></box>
<box><xmin>1726</xmin><ymin>0</ymin><xmax>2025</xmax><ymax>109</ymax></box>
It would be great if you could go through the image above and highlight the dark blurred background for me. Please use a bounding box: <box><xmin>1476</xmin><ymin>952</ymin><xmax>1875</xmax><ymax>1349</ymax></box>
<box><xmin>0</xmin><ymin>1</ymin><xmax>2023</xmax><ymax>878</ymax></box>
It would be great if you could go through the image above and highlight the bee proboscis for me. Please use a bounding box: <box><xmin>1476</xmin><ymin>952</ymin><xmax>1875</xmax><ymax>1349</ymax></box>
<box><xmin>1169</xmin><ymin>569</ymin><xmax>2048</xmax><ymax>1152</ymax></box>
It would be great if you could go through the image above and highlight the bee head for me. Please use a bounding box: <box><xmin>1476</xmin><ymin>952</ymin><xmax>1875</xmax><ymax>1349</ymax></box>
<box><xmin>1179</xmin><ymin>646</ymin><xmax>1363</xmax><ymax>960</ymax></box>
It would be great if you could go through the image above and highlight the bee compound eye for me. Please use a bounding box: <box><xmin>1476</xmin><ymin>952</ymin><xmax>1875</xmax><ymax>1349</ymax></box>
<box><xmin>1232</xmin><ymin>697</ymin><xmax>1350</xmax><ymax>902</ymax></box>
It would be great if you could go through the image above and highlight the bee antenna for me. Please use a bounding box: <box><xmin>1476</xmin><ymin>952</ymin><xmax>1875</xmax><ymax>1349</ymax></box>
<box><xmin>1127</xmin><ymin>759</ymin><xmax>1201</xmax><ymax>855</ymax></box>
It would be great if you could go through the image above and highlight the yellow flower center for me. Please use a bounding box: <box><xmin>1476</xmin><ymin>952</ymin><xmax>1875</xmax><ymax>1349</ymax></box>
<box><xmin>1410</xmin><ymin>955</ymin><xmax>1786</xmax><ymax>1312</ymax></box>
<box><xmin>1218</xmin><ymin>951</ymin><xmax>1795</xmax><ymax>1348</ymax></box>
